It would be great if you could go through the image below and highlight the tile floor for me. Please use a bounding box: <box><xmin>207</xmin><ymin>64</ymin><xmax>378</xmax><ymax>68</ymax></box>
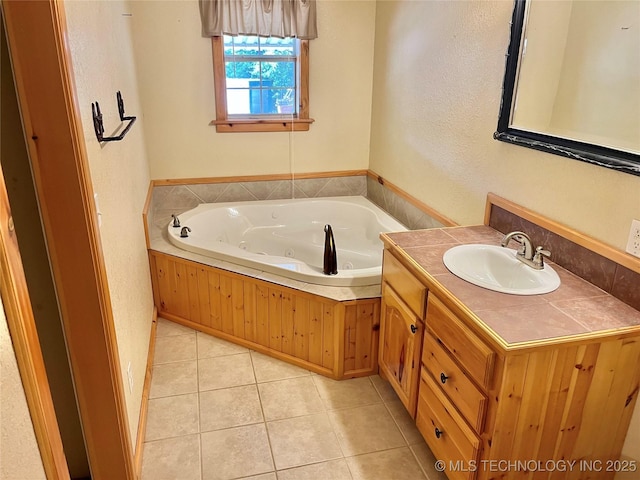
<box><xmin>141</xmin><ymin>318</ymin><xmax>448</xmax><ymax>480</ymax></box>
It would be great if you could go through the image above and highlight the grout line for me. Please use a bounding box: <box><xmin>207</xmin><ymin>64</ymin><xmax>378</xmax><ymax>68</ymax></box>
<box><xmin>408</xmin><ymin>443</ymin><xmax>431</xmax><ymax>480</ymax></box>
<box><xmin>195</xmin><ymin>327</ymin><xmax>204</xmax><ymax>480</ymax></box>
<box><xmin>249</xmin><ymin>351</ymin><xmax>278</xmax><ymax>472</ymax></box>
<box><xmin>148</xmin><ymin>389</ymin><xmax>199</xmax><ymax>402</ymax></box>
<box><xmin>142</xmin><ymin>431</ymin><xmax>201</xmax><ymax>445</ymax></box>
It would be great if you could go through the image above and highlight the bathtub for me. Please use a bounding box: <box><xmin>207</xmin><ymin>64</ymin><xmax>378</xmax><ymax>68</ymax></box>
<box><xmin>167</xmin><ymin>196</ymin><xmax>407</xmax><ymax>286</ymax></box>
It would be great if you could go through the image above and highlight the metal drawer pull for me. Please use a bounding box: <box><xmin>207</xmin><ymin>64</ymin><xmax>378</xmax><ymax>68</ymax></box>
<box><xmin>440</xmin><ymin>372</ymin><xmax>449</xmax><ymax>384</ymax></box>
<box><xmin>435</xmin><ymin>427</ymin><xmax>443</xmax><ymax>439</ymax></box>
<box><xmin>410</xmin><ymin>324</ymin><xmax>417</xmax><ymax>334</ymax></box>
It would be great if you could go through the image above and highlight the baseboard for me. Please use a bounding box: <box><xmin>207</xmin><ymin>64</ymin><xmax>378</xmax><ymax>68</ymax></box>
<box><xmin>133</xmin><ymin>306</ymin><xmax>158</xmax><ymax>478</ymax></box>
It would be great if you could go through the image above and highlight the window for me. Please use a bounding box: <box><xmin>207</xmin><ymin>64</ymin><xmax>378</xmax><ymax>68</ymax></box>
<box><xmin>211</xmin><ymin>35</ymin><xmax>312</xmax><ymax>133</ymax></box>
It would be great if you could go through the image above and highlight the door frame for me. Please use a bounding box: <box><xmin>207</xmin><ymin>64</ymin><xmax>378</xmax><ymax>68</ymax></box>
<box><xmin>2</xmin><ymin>1</ymin><xmax>135</xmax><ymax>478</ymax></box>
<box><xmin>0</xmin><ymin>165</ymin><xmax>69</xmax><ymax>479</ymax></box>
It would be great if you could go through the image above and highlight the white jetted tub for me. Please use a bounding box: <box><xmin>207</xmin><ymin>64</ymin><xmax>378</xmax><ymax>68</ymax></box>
<box><xmin>167</xmin><ymin>196</ymin><xmax>407</xmax><ymax>286</ymax></box>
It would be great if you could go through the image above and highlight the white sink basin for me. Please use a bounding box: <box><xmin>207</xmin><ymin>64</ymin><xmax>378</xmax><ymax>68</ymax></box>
<box><xmin>442</xmin><ymin>244</ymin><xmax>560</xmax><ymax>295</ymax></box>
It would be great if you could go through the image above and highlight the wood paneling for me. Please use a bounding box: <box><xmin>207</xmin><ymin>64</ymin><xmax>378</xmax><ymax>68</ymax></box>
<box><xmin>480</xmin><ymin>338</ymin><xmax>640</xmax><ymax>480</ymax></box>
<box><xmin>149</xmin><ymin>251</ymin><xmax>379</xmax><ymax>379</ymax></box>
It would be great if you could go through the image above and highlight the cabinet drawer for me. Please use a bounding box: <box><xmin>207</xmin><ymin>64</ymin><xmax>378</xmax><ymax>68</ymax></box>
<box><xmin>383</xmin><ymin>250</ymin><xmax>426</xmax><ymax>318</ymax></box>
<box><xmin>416</xmin><ymin>370</ymin><xmax>480</xmax><ymax>480</ymax></box>
<box><xmin>422</xmin><ymin>333</ymin><xmax>487</xmax><ymax>432</ymax></box>
<box><xmin>427</xmin><ymin>295</ymin><xmax>495</xmax><ymax>389</ymax></box>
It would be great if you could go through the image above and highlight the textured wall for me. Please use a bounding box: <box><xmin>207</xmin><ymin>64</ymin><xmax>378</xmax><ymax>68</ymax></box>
<box><xmin>63</xmin><ymin>0</ymin><xmax>154</xmax><ymax>446</ymax></box>
<box><xmin>369</xmin><ymin>0</ymin><xmax>640</xmax><ymax>253</ymax></box>
<box><xmin>129</xmin><ymin>0</ymin><xmax>377</xmax><ymax>179</ymax></box>
<box><xmin>0</xmin><ymin>298</ymin><xmax>46</xmax><ymax>480</ymax></box>
<box><xmin>369</xmin><ymin>0</ymin><xmax>640</xmax><ymax>461</ymax></box>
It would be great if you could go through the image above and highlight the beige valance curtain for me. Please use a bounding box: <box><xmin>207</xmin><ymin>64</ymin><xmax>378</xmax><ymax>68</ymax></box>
<box><xmin>199</xmin><ymin>0</ymin><xmax>317</xmax><ymax>39</ymax></box>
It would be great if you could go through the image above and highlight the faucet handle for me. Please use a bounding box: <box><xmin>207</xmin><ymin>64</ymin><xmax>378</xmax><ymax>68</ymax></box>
<box><xmin>533</xmin><ymin>246</ymin><xmax>551</xmax><ymax>268</ymax></box>
<box><xmin>171</xmin><ymin>214</ymin><xmax>180</xmax><ymax>228</ymax></box>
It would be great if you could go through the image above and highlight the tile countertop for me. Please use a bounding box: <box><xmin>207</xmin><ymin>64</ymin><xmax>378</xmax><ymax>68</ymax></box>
<box><xmin>382</xmin><ymin>225</ymin><xmax>640</xmax><ymax>351</ymax></box>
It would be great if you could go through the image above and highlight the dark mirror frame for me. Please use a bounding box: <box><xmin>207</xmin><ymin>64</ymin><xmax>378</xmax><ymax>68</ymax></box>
<box><xmin>494</xmin><ymin>0</ymin><xmax>640</xmax><ymax>177</ymax></box>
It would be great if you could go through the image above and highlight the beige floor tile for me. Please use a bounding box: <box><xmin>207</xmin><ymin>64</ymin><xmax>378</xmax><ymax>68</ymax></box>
<box><xmin>410</xmin><ymin>442</ymin><xmax>448</xmax><ymax>480</ymax></box>
<box><xmin>150</xmin><ymin>360</ymin><xmax>198</xmax><ymax>399</ymax></box>
<box><xmin>200</xmin><ymin>384</ymin><xmax>263</xmax><ymax>432</ymax></box>
<box><xmin>369</xmin><ymin>375</ymin><xmax>399</xmax><ymax>403</ymax></box>
<box><xmin>197</xmin><ymin>331</ymin><xmax>249</xmax><ymax>358</ymax></box>
<box><xmin>156</xmin><ymin>318</ymin><xmax>196</xmax><ymax>337</ymax></box>
<box><xmin>258</xmin><ymin>377</ymin><xmax>324</xmax><ymax>421</ymax></box>
<box><xmin>329</xmin><ymin>404</ymin><xmax>405</xmax><ymax>456</ymax></box>
<box><xmin>385</xmin><ymin>399</ymin><xmax>425</xmax><ymax>445</ymax></box>
<box><xmin>198</xmin><ymin>353</ymin><xmax>255</xmax><ymax>391</ymax></box>
<box><xmin>141</xmin><ymin>434</ymin><xmax>201</xmax><ymax>480</ymax></box>
<box><xmin>251</xmin><ymin>351</ymin><xmax>310</xmax><ymax>383</ymax></box>
<box><xmin>145</xmin><ymin>393</ymin><xmax>199</xmax><ymax>441</ymax></box>
<box><xmin>346</xmin><ymin>447</ymin><xmax>426</xmax><ymax>480</ymax></box>
<box><xmin>201</xmin><ymin>423</ymin><xmax>274</xmax><ymax>480</ymax></box>
<box><xmin>312</xmin><ymin>376</ymin><xmax>381</xmax><ymax>410</ymax></box>
<box><xmin>267</xmin><ymin>413</ymin><xmax>343</xmax><ymax>470</ymax></box>
<box><xmin>277</xmin><ymin>459</ymin><xmax>353</xmax><ymax>480</ymax></box>
<box><xmin>154</xmin><ymin>334</ymin><xmax>197</xmax><ymax>365</ymax></box>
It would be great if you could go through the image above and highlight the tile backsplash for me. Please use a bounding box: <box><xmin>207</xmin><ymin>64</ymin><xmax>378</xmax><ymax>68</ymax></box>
<box><xmin>489</xmin><ymin>204</ymin><xmax>640</xmax><ymax>311</ymax></box>
<box><xmin>366</xmin><ymin>177</ymin><xmax>445</xmax><ymax>230</ymax></box>
<box><xmin>146</xmin><ymin>174</ymin><xmax>446</xmax><ymax>242</ymax></box>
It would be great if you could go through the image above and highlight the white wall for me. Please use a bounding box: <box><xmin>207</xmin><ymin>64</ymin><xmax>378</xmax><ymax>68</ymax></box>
<box><xmin>369</xmin><ymin>0</ymin><xmax>640</xmax><ymax>460</ymax></box>
<box><xmin>63</xmin><ymin>0</ymin><xmax>154</xmax><ymax>446</ymax></box>
<box><xmin>0</xmin><ymin>297</ymin><xmax>46</xmax><ymax>480</ymax></box>
<box><xmin>129</xmin><ymin>0</ymin><xmax>378</xmax><ymax>179</ymax></box>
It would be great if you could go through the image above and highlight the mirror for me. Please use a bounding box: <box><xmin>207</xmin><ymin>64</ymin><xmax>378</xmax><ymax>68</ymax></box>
<box><xmin>495</xmin><ymin>0</ymin><xmax>640</xmax><ymax>176</ymax></box>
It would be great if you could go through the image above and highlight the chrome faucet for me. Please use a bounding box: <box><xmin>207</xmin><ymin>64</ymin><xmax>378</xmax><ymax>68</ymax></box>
<box><xmin>501</xmin><ymin>231</ymin><xmax>550</xmax><ymax>270</ymax></box>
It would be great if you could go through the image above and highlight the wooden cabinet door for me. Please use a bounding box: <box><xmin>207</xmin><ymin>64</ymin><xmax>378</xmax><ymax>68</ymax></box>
<box><xmin>379</xmin><ymin>283</ymin><xmax>424</xmax><ymax>417</ymax></box>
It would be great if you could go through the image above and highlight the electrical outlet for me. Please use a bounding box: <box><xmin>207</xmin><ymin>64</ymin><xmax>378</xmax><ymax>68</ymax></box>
<box><xmin>127</xmin><ymin>362</ymin><xmax>134</xmax><ymax>394</ymax></box>
<box><xmin>626</xmin><ymin>219</ymin><xmax>640</xmax><ymax>258</ymax></box>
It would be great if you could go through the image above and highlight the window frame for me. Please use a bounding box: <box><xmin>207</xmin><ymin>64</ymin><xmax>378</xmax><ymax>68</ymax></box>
<box><xmin>210</xmin><ymin>36</ymin><xmax>313</xmax><ymax>133</ymax></box>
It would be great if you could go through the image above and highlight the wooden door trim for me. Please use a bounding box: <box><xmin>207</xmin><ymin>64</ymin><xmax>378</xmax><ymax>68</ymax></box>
<box><xmin>0</xmin><ymin>166</ymin><xmax>69</xmax><ymax>479</ymax></box>
<box><xmin>2</xmin><ymin>1</ymin><xmax>134</xmax><ymax>478</ymax></box>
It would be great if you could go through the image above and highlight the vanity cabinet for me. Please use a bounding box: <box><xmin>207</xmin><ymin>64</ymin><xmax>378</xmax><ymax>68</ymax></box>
<box><xmin>379</xmin><ymin>250</ymin><xmax>427</xmax><ymax>417</ymax></box>
<box><xmin>417</xmin><ymin>295</ymin><xmax>492</xmax><ymax>480</ymax></box>
<box><xmin>379</xmin><ymin>241</ymin><xmax>640</xmax><ymax>480</ymax></box>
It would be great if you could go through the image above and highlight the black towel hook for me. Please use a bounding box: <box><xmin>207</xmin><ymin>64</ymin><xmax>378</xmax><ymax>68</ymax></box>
<box><xmin>91</xmin><ymin>91</ymin><xmax>137</xmax><ymax>142</ymax></box>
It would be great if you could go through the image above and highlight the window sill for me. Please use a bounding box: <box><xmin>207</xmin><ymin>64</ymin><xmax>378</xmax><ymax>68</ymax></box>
<box><xmin>210</xmin><ymin>118</ymin><xmax>314</xmax><ymax>133</ymax></box>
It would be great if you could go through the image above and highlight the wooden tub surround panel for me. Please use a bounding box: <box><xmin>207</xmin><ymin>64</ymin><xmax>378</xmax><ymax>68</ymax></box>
<box><xmin>149</xmin><ymin>251</ymin><xmax>380</xmax><ymax>379</ymax></box>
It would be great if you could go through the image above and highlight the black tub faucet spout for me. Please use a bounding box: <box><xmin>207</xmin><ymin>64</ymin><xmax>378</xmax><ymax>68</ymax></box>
<box><xmin>323</xmin><ymin>224</ymin><xmax>338</xmax><ymax>275</ymax></box>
